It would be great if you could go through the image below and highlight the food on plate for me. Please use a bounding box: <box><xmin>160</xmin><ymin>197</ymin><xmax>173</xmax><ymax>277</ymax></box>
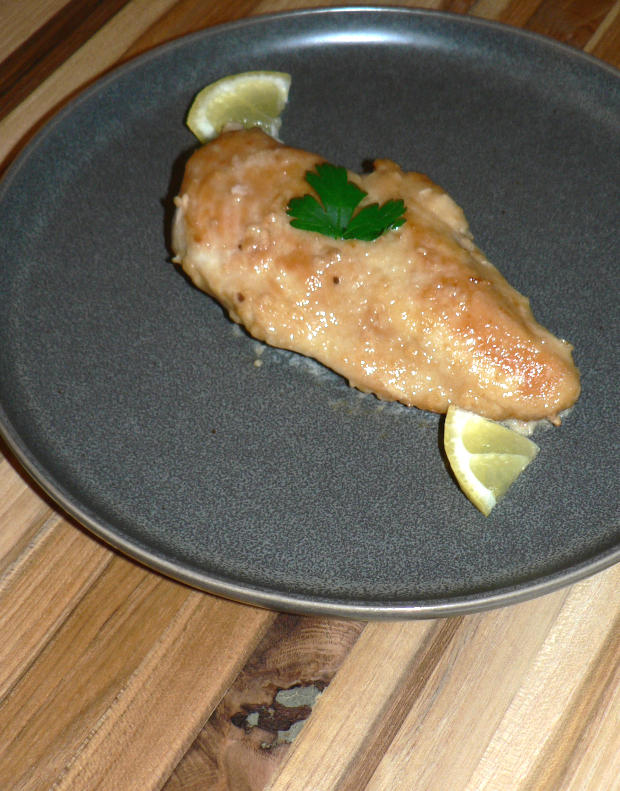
<box><xmin>444</xmin><ymin>405</ymin><xmax>539</xmax><ymax>515</ymax></box>
<box><xmin>186</xmin><ymin>71</ymin><xmax>291</xmax><ymax>143</ymax></box>
<box><xmin>171</xmin><ymin>128</ymin><xmax>580</xmax><ymax>425</ymax></box>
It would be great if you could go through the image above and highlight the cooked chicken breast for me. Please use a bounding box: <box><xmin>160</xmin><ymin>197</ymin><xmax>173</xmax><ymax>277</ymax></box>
<box><xmin>172</xmin><ymin>128</ymin><xmax>580</xmax><ymax>423</ymax></box>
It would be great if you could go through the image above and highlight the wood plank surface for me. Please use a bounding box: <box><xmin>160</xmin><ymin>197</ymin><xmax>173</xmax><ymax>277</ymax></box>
<box><xmin>0</xmin><ymin>0</ymin><xmax>68</xmax><ymax>59</ymax></box>
<box><xmin>0</xmin><ymin>0</ymin><xmax>132</xmax><ymax>120</ymax></box>
<box><xmin>0</xmin><ymin>2</ymin><xmax>618</xmax><ymax>790</ymax></box>
<box><xmin>266</xmin><ymin>572</ymin><xmax>620</xmax><ymax>791</ymax></box>
<box><xmin>163</xmin><ymin>615</ymin><xmax>365</xmax><ymax>790</ymax></box>
<box><xmin>0</xmin><ymin>529</ymin><xmax>275</xmax><ymax>790</ymax></box>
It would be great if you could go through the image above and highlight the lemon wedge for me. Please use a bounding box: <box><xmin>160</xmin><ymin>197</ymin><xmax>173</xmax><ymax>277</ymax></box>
<box><xmin>186</xmin><ymin>71</ymin><xmax>291</xmax><ymax>143</ymax></box>
<box><xmin>444</xmin><ymin>405</ymin><xmax>539</xmax><ymax>516</ymax></box>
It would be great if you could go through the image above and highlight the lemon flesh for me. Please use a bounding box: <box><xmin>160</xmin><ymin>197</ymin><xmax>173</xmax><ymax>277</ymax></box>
<box><xmin>444</xmin><ymin>405</ymin><xmax>540</xmax><ymax>516</ymax></box>
<box><xmin>186</xmin><ymin>71</ymin><xmax>291</xmax><ymax>143</ymax></box>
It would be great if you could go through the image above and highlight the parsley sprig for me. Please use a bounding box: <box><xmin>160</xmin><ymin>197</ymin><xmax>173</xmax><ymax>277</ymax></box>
<box><xmin>286</xmin><ymin>163</ymin><xmax>406</xmax><ymax>242</ymax></box>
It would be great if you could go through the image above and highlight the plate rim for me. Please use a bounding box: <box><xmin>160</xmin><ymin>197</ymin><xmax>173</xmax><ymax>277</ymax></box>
<box><xmin>2</xmin><ymin>430</ymin><xmax>620</xmax><ymax>619</ymax></box>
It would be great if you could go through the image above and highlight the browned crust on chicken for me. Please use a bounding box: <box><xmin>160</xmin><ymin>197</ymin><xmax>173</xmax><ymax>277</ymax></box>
<box><xmin>172</xmin><ymin>129</ymin><xmax>580</xmax><ymax>423</ymax></box>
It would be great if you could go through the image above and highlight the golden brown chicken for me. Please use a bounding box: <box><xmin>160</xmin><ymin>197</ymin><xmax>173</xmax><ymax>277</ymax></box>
<box><xmin>172</xmin><ymin>129</ymin><xmax>580</xmax><ymax>423</ymax></box>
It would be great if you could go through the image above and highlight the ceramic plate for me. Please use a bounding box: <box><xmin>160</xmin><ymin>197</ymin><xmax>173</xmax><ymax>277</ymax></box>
<box><xmin>1</xmin><ymin>7</ymin><xmax>618</xmax><ymax>617</ymax></box>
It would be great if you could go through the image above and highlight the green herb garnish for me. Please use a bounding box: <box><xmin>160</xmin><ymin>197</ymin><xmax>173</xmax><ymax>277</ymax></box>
<box><xmin>286</xmin><ymin>163</ymin><xmax>406</xmax><ymax>242</ymax></box>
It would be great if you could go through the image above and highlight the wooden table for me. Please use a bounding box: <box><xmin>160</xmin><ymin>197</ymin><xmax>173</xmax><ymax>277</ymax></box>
<box><xmin>1</xmin><ymin>2</ymin><xmax>618</xmax><ymax>789</ymax></box>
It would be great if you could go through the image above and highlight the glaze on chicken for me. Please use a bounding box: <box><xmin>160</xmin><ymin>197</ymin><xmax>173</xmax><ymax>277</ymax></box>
<box><xmin>172</xmin><ymin>129</ymin><xmax>580</xmax><ymax>423</ymax></box>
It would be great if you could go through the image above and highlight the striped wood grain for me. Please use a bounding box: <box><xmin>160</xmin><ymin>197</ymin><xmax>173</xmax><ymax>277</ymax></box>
<box><xmin>162</xmin><ymin>615</ymin><xmax>365</xmax><ymax>790</ymax></box>
<box><xmin>0</xmin><ymin>533</ymin><xmax>275</xmax><ymax>790</ymax></box>
<box><xmin>0</xmin><ymin>0</ymin><xmax>179</xmax><ymax>173</ymax></box>
<box><xmin>0</xmin><ymin>1</ymin><xmax>618</xmax><ymax>790</ymax></box>
<box><xmin>267</xmin><ymin>568</ymin><xmax>620</xmax><ymax>791</ymax></box>
<box><xmin>0</xmin><ymin>0</ymin><xmax>132</xmax><ymax>120</ymax></box>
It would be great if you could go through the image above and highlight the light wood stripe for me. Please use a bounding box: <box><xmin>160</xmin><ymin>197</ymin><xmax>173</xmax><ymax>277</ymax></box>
<box><xmin>0</xmin><ymin>456</ymin><xmax>53</xmax><ymax>572</ymax></box>
<box><xmin>124</xmin><ymin>0</ymin><xmax>260</xmax><ymax>59</ymax></box>
<box><xmin>336</xmin><ymin>618</ymin><xmax>465</xmax><ymax>791</ymax></box>
<box><xmin>0</xmin><ymin>516</ymin><xmax>110</xmax><ymax>700</ymax></box>
<box><xmin>494</xmin><ymin>0</ymin><xmax>546</xmax><ymax>26</ymax></box>
<box><xmin>0</xmin><ymin>0</ymin><xmax>131</xmax><ymax>122</ymax></box>
<box><xmin>0</xmin><ymin>545</ymin><xmax>276</xmax><ymax>790</ymax></box>
<box><xmin>266</xmin><ymin>566</ymin><xmax>620</xmax><ymax>791</ymax></box>
<box><xmin>0</xmin><ymin>0</ymin><xmax>67</xmax><ymax>60</ymax></box>
<box><xmin>525</xmin><ymin>620</ymin><xmax>620</xmax><ymax>791</ymax></box>
<box><xmin>265</xmin><ymin>619</ymin><xmax>437</xmax><ymax>790</ymax></box>
<box><xmin>520</xmin><ymin>0</ymin><xmax>616</xmax><ymax>49</ymax></box>
<box><xmin>50</xmin><ymin>594</ymin><xmax>275</xmax><ymax>791</ymax></box>
<box><xmin>460</xmin><ymin>568</ymin><xmax>620</xmax><ymax>791</ymax></box>
<box><xmin>587</xmin><ymin>0</ymin><xmax>620</xmax><ymax>65</ymax></box>
<box><xmin>469</xmin><ymin>0</ymin><xmax>513</xmax><ymax>19</ymax></box>
<box><xmin>0</xmin><ymin>0</ymin><xmax>179</xmax><ymax>173</ymax></box>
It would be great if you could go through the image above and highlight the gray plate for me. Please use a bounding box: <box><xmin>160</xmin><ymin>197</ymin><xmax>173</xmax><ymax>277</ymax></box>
<box><xmin>1</xmin><ymin>7</ymin><xmax>618</xmax><ymax>618</ymax></box>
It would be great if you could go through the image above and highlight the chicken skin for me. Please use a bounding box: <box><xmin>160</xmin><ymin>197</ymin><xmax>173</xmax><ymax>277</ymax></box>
<box><xmin>172</xmin><ymin>129</ymin><xmax>580</xmax><ymax>423</ymax></box>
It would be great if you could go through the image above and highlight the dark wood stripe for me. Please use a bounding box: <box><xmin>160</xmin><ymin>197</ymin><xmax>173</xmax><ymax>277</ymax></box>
<box><xmin>443</xmin><ymin>0</ymin><xmax>479</xmax><ymax>13</ymax></box>
<box><xmin>524</xmin><ymin>0</ymin><xmax>615</xmax><ymax>49</ymax></box>
<box><xmin>123</xmin><ymin>0</ymin><xmax>261</xmax><ymax>60</ymax></box>
<box><xmin>591</xmin><ymin>13</ymin><xmax>620</xmax><ymax>68</ymax></box>
<box><xmin>336</xmin><ymin>617</ymin><xmax>464</xmax><ymax>791</ymax></box>
<box><xmin>162</xmin><ymin>614</ymin><xmax>365</xmax><ymax>791</ymax></box>
<box><xmin>524</xmin><ymin>615</ymin><xmax>620</xmax><ymax>790</ymax></box>
<box><xmin>0</xmin><ymin>0</ymin><xmax>132</xmax><ymax>122</ymax></box>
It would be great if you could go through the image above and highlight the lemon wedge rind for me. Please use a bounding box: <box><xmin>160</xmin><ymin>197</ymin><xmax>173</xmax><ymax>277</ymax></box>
<box><xmin>444</xmin><ymin>405</ymin><xmax>540</xmax><ymax>516</ymax></box>
<box><xmin>186</xmin><ymin>71</ymin><xmax>292</xmax><ymax>143</ymax></box>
